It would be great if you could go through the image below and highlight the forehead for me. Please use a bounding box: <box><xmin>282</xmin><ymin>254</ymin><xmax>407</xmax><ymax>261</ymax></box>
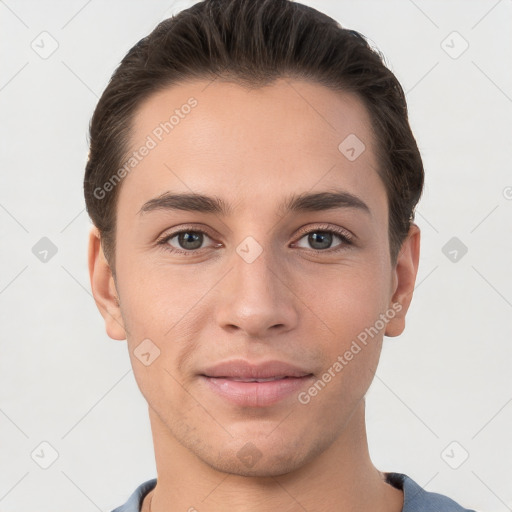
<box><xmin>118</xmin><ymin>78</ymin><xmax>385</xmax><ymax>216</ymax></box>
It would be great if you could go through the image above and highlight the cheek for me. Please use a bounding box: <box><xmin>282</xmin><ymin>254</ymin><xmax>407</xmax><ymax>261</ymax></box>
<box><xmin>116</xmin><ymin>247</ymin><xmax>204</xmax><ymax>335</ymax></box>
<box><xmin>294</xmin><ymin>262</ymin><xmax>390</xmax><ymax>399</ymax></box>
<box><xmin>299</xmin><ymin>262</ymin><xmax>389</xmax><ymax>341</ymax></box>
<box><xmin>116</xmin><ymin>259</ymin><xmax>213</xmax><ymax>392</ymax></box>
<box><xmin>122</xmin><ymin>303</ymin><xmax>204</xmax><ymax>415</ymax></box>
<box><xmin>295</xmin><ymin>268</ymin><xmax>387</xmax><ymax>420</ymax></box>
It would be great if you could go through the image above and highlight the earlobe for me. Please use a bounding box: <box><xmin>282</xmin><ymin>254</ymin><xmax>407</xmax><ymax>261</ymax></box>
<box><xmin>88</xmin><ymin>226</ymin><xmax>127</xmax><ymax>341</ymax></box>
<box><xmin>385</xmin><ymin>223</ymin><xmax>421</xmax><ymax>338</ymax></box>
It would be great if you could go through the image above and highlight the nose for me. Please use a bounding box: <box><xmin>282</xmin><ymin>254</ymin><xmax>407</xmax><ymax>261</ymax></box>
<box><xmin>214</xmin><ymin>240</ymin><xmax>300</xmax><ymax>339</ymax></box>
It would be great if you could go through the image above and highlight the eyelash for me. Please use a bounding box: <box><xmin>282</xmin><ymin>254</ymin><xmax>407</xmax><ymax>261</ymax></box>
<box><xmin>156</xmin><ymin>223</ymin><xmax>354</xmax><ymax>256</ymax></box>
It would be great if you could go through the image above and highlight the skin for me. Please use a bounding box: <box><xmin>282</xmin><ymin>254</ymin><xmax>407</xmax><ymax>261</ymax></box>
<box><xmin>89</xmin><ymin>78</ymin><xmax>420</xmax><ymax>512</ymax></box>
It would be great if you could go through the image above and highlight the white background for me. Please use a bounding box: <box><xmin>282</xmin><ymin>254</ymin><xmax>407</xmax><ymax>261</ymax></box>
<box><xmin>1</xmin><ymin>0</ymin><xmax>511</xmax><ymax>510</ymax></box>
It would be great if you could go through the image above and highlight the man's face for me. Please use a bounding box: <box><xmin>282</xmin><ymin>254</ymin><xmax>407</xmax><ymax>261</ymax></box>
<box><xmin>102</xmin><ymin>78</ymin><xmax>406</xmax><ymax>475</ymax></box>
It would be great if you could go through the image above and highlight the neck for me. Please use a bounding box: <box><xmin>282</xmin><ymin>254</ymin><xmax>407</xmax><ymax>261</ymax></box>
<box><xmin>146</xmin><ymin>400</ymin><xmax>403</xmax><ymax>512</ymax></box>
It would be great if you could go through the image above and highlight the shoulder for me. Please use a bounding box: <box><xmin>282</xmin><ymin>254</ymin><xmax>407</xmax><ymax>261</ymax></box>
<box><xmin>110</xmin><ymin>473</ymin><xmax>478</xmax><ymax>512</ymax></box>
<box><xmin>385</xmin><ymin>472</ymin><xmax>478</xmax><ymax>512</ymax></box>
<box><xmin>110</xmin><ymin>478</ymin><xmax>157</xmax><ymax>512</ymax></box>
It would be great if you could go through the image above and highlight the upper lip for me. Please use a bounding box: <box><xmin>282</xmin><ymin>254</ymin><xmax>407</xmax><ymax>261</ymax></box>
<box><xmin>201</xmin><ymin>359</ymin><xmax>312</xmax><ymax>379</ymax></box>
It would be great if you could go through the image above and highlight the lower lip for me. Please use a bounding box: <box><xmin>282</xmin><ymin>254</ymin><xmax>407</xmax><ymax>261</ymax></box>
<box><xmin>200</xmin><ymin>375</ymin><xmax>314</xmax><ymax>407</ymax></box>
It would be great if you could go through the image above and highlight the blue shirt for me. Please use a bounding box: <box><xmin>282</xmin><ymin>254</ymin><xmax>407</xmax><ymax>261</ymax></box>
<box><xmin>111</xmin><ymin>472</ymin><xmax>477</xmax><ymax>511</ymax></box>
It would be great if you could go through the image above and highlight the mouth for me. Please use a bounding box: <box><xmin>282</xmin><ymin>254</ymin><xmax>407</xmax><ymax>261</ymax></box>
<box><xmin>199</xmin><ymin>359</ymin><xmax>314</xmax><ymax>407</ymax></box>
<box><xmin>216</xmin><ymin>376</ymin><xmax>294</xmax><ymax>382</ymax></box>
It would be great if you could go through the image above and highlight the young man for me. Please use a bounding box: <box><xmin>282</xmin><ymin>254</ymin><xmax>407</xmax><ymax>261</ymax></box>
<box><xmin>85</xmin><ymin>1</ymin><xmax>476</xmax><ymax>510</ymax></box>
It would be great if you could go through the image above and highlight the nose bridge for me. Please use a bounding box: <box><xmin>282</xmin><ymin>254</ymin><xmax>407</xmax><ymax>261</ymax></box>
<box><xmin>215</xmin><ymin>234</ymin><xmax>298</xmax><ymax>337</ymax></box>
<box><xmin>235</xmin><ymin>237</ymin><xmax>278</xmax><ymax>299</ymax></box>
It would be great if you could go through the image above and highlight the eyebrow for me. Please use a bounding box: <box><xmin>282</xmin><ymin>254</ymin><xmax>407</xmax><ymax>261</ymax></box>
<box><xmin>137</xmin><ymin>190</ymin><xmax>371</xmax><ymax>217</ymax></box>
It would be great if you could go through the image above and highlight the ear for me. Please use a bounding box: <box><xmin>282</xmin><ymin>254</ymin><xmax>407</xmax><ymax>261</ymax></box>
<box><xmin>385</xmin><ymin>223</ymin><xmax>421</xmax><ymax>337</ymax></box>
<box><xmin>88</xmin><ymin>225</ymin><xmax>127</xmax><ymax>340</ymax></box>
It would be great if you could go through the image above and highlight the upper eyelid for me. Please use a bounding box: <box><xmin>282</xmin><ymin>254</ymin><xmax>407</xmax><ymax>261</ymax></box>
<box><xmin>294</xmin><ymin>223</ymin><xmax>353</xmax><ymax>239</ymax></box>
<box><xmin>157</xmin><ymin>225</ymin><xmax>216</xmax><ymax>244</ymax></box>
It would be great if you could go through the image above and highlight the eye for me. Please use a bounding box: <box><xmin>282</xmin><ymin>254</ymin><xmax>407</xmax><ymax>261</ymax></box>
<box><xmin>156</xmin><ymin>224</ymin><xmax>354</xmax><ymax>256</ymax></box>
<box><xmin>293</xmin><ymin>225</ymin><xmax>353</xmax><ymax>252</ymax></box>
<box><xmin>171</xmin><ymin>231</ymin><xmax>207</xmax><ymax>250</ymax></box>
<box><xmin>157</xmin><ymin>228</ymin><xmax>220</xmax><ymax>255</ymax></box>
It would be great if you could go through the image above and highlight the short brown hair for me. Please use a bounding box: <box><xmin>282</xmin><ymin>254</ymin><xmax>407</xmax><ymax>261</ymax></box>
<box><xmin>84</xmin><ymin>0</ymin><xmax>424</xmax><ymax>272</ymax></box>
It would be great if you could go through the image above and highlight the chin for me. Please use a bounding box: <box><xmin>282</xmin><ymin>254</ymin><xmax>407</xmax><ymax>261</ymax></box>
<box><xmin>203</xmin><ymin>451</ymin><xmax>305</xmax><ymax>478</ymax></box>
<box><xmin>190</xmin><ymin>433</ymin><xmax>321</xmax><ymax>479</ymax></box>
